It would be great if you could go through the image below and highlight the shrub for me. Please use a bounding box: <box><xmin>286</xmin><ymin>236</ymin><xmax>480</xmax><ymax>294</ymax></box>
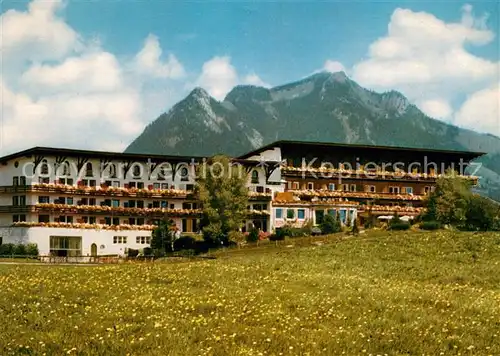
<box><xmin>25</xmin><ymin>243</ymin><xmax>39</xmax><ymax>256</ymax></box>
<box><xmin>275</xmin><ymin>225</ymin><xmax>293</xmax><ymax>239</ymax></box>
<box><xmin>389</xmin><ymin>222</ymin><xmax>411</xmax><ymax>230</ymax></box>
<box><xmin>269</xmin><ymin>233</ymin><xmax>285</xmax><ymax>241</ymax></box>
<box><xmin>13</xmin><ymin>244</ymin><xmax>26</xmax><ymax>256</ymax></box>
<box><xmin>173</xmin><ymin>236</ymin><xmax>197</xmax><ymax>251</ymax></box>
<box><xmin>321</xmin><ymin>214</ymin><xmax>341</xmax><ymax>234</ymax></box>
<box><xmin>246</xmin><ymin>228</ymin><xmax>260</xmax><ymax>243</ymax></box>
<box><xmin>420</xmin><ymin>221</ymin><xmax>442</xmax><ymax>230</ymax></box>
<box><xmin>0</xmin><ymin>243</ymin><xmax>15</xmax><ymax>256</ymax></box>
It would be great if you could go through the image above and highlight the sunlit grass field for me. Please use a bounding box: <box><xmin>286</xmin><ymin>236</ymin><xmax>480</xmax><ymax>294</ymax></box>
<box><xmin>1</xmin><ymin>231</ymin><xmax>499</xmax><ymax>356</ymax></box>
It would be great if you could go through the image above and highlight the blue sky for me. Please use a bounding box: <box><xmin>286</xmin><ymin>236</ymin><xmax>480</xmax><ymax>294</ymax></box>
<box><xmin>7</xmin><ymin>0</ymin><xmax>497</xmax><ymax>85</ymax></box>
<box><xmin>0</xmin><ymin>0</ymin><xmax>499</xmax><ymax>154</ymax></box>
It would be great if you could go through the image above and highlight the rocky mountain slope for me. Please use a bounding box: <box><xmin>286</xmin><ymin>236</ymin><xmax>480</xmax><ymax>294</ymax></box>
<box><xmin>125</xmin><ymin>71</ymin><xmax>500</xmax><ymax>200</ymax></box>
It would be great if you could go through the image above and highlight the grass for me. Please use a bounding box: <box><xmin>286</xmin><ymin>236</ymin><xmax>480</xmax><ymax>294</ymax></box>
<box><xmin>1</xmin><ymin>230</ymin><xmax>499</xmax><ymax>355</ymax></box>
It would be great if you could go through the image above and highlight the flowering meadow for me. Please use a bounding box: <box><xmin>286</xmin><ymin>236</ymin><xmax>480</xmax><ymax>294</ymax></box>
<box><xmin>1</xmin><ymin>231</ymin><xmax>499</xmax><ymax>355</ymax></box>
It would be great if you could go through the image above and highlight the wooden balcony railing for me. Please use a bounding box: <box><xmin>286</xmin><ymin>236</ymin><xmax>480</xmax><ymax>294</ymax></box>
<box><xmin>282</xmin><ymin>167</ymin><xmax>479</xmax><ymax>183</ymax></box>
<box><xmin>292</xmin><ymin>189</ymin><xmax>425</xmax><ymax>201</ymax></box>
<box><xmin>357</xmin><ymin>205</ymin><xmax>424</xmax><ymax>215</ymax></box>
<box><xmin>11</xmin><ymin>222</ymin><xmax>156</xmax><ymax>231</ymax></box>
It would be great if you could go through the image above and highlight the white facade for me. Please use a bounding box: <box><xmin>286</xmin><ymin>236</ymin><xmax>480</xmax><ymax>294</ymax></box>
<box><xmin>0</xmin><ymin>148</ymin><xmax>282</xmax><ymax>256</ymax></box>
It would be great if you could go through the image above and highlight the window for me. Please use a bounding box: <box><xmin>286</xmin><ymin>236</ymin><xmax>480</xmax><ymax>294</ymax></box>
<box><xmin>59</xmin><ymin>178</ymin><xmax>74</xmax><ymax>185</ymax></box>
<box><xmin>66</xmin><ymin>197</ymin><xmax>74</xmax><ymax>205</ymax></box>
<box><xmin>50</xmin><ymin>236</ymin><xmax>81</xmax><ymax>257</ymax></box>
<box><xmin>328</xmin><ymin>183</ymin><xmax>335</xmax><ymax>191</ymax></box>
<box><xmin>161</xmin><ymin>183</ymin><xmax>169</xmax><ymax>190</ymax></box>
<box><xmin>137</xmin><ymin>218</ymin><xmax>145</xmax><ymax>226</ymax></box>
<box><xmin>136</xmin><ymin>236</ymin><xmax>151</xmax><ymax>244</ymax></box>
<box><xmin>38</xmin><ymin>215</ymin><xmax>50</xmax><ymax>223</ymax></box>
<box><xmin>137</xmin><ymin>182</ymin><xmax>144</xmax><ymax>189</ymax></box>
<box><xmin>39</xmin><ymin>177</ymin><xmax>50</xmax><ymax>184</ymax></box>
<box><xmin>153</xmin><ymin>201</ymin><xmax>160</xmax><ymax>208</ymax></box>
<box><xmin>112</xmin><ymin>199</ymin><xmax>120</xmax><ymax>208</ymax></box>
<box><xmin>128</xmin><ymin>182</ymin><xmax>136</xmax><ymax>189</ymax></box>
<box><xmin>137</xmin><ymin>201</ymin><xmax>144</xmax><ymax>209</ymax></box>
<box><xmin>132</xmin><ymin>165</ymin><xmax>141</xmax><ymax>179</ymax></box>
<box><xmin>298</xmin><ymin>209</ymin><xmax>305</xmax><ymax>220</ymax></box>
<box><xmin>128</xmin><ymin>218</ymin><xmax>136</xmax><ymax>225</ymax></box>
<box><xmin>12</xmin><ymin>196</ymin><xmax>19</xmax><ymax>206</ymax></box>
<box><xmin>40</xmin><ymin>160</ymin><xmax>49</xmax><ymax>175</ymax></box>
<box><xmin>19</xmin><ymin>176</ymin><xmax>26</xmax><ymax>186</ymax></box>
<box><xmin>19</xmin><ymin>196</ymin><xmax>26</xmax><ymax>206</ymax></box>
<box><xmin>89</xmin><ymin>216</ymin><xmax>96</xmax><ymax>224</ymax></box>
<box><xmin>112</xmin><ymin>217</ymin><xmax>120</xmax><ymax>225</ymax></box>
<box><xmin>153</xmin><ymin>183</ymin><xmax>160</xmax><ymax>190</ymax></box>
<box><xmin>61</xmin><ymin>161</ymin><xmax>70</xmax><ymax>176</ymax></box>
<box><xmin>89</xmin><ymin>198</ymin><xmax>96</xmax><ymax>206</ymax></box>
<box><xmin>256</xmin><ymin>186</ymin><xmax>264</xmax><ymax>193</ymax></box>
<box><xmin>38</xmin><ymin>196</ymin><xmax>50</xmax><ymax>204</ymax></box>
<box><xmin>275</xmin><ymin>208</ymin><xmax>283</xmax><ymax>219</ymax></box>
<box><xmin>251</xmin><ymin>170</ymin><xmax>259</xmax><ymax>184</ymax></box>
<box><xmin>403</xmin><ymin>187</ymin><xmax>413</xmax><ymax>194</ymax></box>
<box><xmin>389</xmin><ymin>186</ymin><xmax>400</xmax><ymax>194</ymax></box>
<box><xmin>292</xmin><ymin>182</ymin><xmax>299</xmax><ymax>190</ymax></box>
<box><xmin>339</xmin><ymin>209</ymin><xmax>347</xmax><ymax>224</ymax></box>
<box><xmin>186</xmin><ymin>184</ymin><xmax>194</xmax><ymax>191</ymax></box>
<box><xmin>327</xmin><ymin>209</ymin><xmax>336</xmax><ymax>217</ymax></box>
<box><xmin>12</xmin><ymin>215</ymin><xmax>26</xmax><ymax>223</ymax></box>
<box><xmin>183</xmin><ymin>202</ymin><xmax>193</xmax><ymax>210</ymax></box>
<box><xmin>109</xmin><ymin>164</ymin><xmax>117</xmax><ymax>178</ymax></box>
<box><xmin>112</xmin><ymin>181</ymin><xmax>120</xmax><ymax>188</ymax></box>
<box><xmin>307</xmin><ymin>182</ymin><xmax>314</xmax><ymax>190</ymax></box>
<box><xmin>180</xmin><ymin>167</ymin><xmax>189</xmax><ymax>182</ymax></box>
<box><xmin>13</xmin><ymin>177</ymin><xmax>19</xmax><ymax>186</ymax></box>
<box><xmin>105</xmin><ymin>217</ymin><xmax>112</xmax><ymax>225</ymax></box>
<box><xmin>286</xmin><ymin>209</ymin><xmax>295</xmax><ymax>219</ymax></box>
<box><xmin>366</xmin><ymin>185</ymin><xmax>376</xmax><ymax>193</ymax></box>
<box><xmin>85</xmin><ymin>162</ymin><xmax>94</xmax><ymax>177</ymax></box>
<box><xmin>350</xmin><ymin>184</ymin><xmax>356</xmax><ymax>192</ymax></box>
<box><xmin>113</xmin><ymin>236</ymin><xmax>127</xmax><ymax>244</ymax></box>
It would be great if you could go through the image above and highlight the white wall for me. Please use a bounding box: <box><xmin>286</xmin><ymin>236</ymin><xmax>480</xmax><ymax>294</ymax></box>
<box><xmin>0</xmin><ymin>227</ymin><xmax>153</xmax><ymax>256</ymax></box>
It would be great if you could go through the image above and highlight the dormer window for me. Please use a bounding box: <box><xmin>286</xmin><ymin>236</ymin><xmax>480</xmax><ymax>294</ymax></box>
<box><xmin>109</xmin><ymin>164</ymin><xmax>117</xmax><ymax>178</ymax></box>
<box><xmin>132</xmin><ymin>165</ymin><xmax>141</xmax><ymax>179</ymax></box>
<box><xmin>180</xmin><ymin>167</ymin><xmax>189</xmax><ymax>182</ymax></box>
<box><xmin>40</xmin><ymin>160</ymin><xmax>49</xmax><ymax>175</ymax></box>
<box><xmin>60</xmin><ymin>161</ymin><xmax>70</xmax><ymax>176</ymax></box>
<box><xmin>251</xmin><ymin>170</ymin><xmax>259</xmax><ymax>184</ymax></box>
<box><xmin>85</xmin><ymin>163</ymin><xmax>94</xmax><ymax>177</ymax></box>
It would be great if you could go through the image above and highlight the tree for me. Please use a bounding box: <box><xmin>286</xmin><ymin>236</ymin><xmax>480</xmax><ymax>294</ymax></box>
<box><xmin>151</xmin><ymin>219</ymin><xmax>177</xmax><ymax>254</ymax></box>
<box><xmin>424</xmin><ymin>171</ymin><xmax>472</xmax><ymax>226</ymax></box>
<box><xmin>196</xmin><ymin>155</ymin><xmax>249</xmax><ymax>245</ymax></box>
<box><xmin>321</xmin><ymin>214</ymin><xmax>341</xmax><ymax>234</ymax></box>
<box><xmin>352</xmin><ymin>218</ymin><xmax>359</xmax><ymax>235</ymax></box>
<box><xmin>465</xmin><ymin>195</ymin><xmax>500</xmax><ymax>231</ymax></box>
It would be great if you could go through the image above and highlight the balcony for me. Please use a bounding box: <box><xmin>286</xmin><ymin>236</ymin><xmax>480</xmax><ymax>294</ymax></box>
<box><xmin>292</xmin><ymin>189</ymin><xmax>425</xmax><ymax>201</ymax></box>
<box><xmin>357</xmin><ymin>205</ymin><xmax>424</xmax><ymax>215</ymax></box>
<box><xmin>11</xmin><ymin>221</ymin><xmax>156</xmax><ymax>231</ymax></box>
<box><xmin>0</xmin><ymin>183</ymin><xmax>192</xmax><ymax>199</ymax></box>
<box><xmin>282</xmin><ymin>166</ymin><xmax>479</xmax><ymax>184</ymax></box>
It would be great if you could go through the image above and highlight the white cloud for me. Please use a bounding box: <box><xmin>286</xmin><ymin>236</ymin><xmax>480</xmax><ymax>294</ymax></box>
<box><xmin>196</xmin><ymin>56</ymin><xmax>239</xmax><ymax>100</ymax></box>
<box><xmin>323</xmin><ymin>60</ymin><xmax>345</xmax><ymax>73</ymax></box>
<box><xmin>196</xmin><ymin>57</ymin><xmax>271</xmax><ymax>99</ymax></box>
<box><xmin>455</xmin><ymin>84</ymin><xmax>500</xmax><ymax>136</ymax></box>
<box><xmin>349</xmin><ymin>4</ymin><xmax>499</xmax><ymax>135</ymax></box>
<box><xmin>243</xmin><ymin>73</ymin><xmax>271</xmax><ymax>88</ymax></box>
<box><xmin>0</xmin><ymin>0</ymin><xmax>186</xmax><ymax>156</ymax></box>
<box><xmin>134</xmin><ymin>34</ymin><xmax>185</xmax><ymax>79</ymax></box>
<box><xmin>0</xmin><ymin>0</ymin><xmax>81</xmax><ymax>63</ymax></box>
<box><xmin>20</xmin><ymin>52</ymin><xmax>123</xmax><ymax>94</ymax></box>
<box><xmin>419</xmin><ymin>99</ymin><xmax>453</xmax><ymax>119</ymax></box>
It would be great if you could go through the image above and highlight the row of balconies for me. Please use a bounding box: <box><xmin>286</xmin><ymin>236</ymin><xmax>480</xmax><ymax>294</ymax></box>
<box><xmin>0</xmin><ymin>203</ymin><xmax>272</xmax><ymax>218</ymax></box>
<box><xmin>293</xmin><ymin>189</ymin><xmax>425</xmax><ymax>201</ymax></box>
<box><xmin>282</xmin><ymin>166</ymin><xmax>478</xmax><ymax>183</ymax></box>
<box><xmin>0</xmin><ymin>183</ymin><xmax>273</xmax><ymax>200</ymax></box>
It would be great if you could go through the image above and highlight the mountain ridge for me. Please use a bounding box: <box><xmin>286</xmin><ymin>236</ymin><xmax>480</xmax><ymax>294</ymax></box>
<box><xmin>125</xmin><ymin>71</ymin><xmax>500</xmax><ymax>200</ymax></box>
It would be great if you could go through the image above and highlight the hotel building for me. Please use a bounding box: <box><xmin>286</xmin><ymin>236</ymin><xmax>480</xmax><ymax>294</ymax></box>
<box><xmin>0</xmin><ymin>141</ymin><xmax>482</xmax><ymax>256</ymax></box>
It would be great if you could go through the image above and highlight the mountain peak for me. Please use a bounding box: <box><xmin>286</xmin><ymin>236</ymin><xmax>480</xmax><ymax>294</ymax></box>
<box><xmin>188</xmin><ymin>87</ymin><xmax>211</xmax><ymax>99</ymax></box>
